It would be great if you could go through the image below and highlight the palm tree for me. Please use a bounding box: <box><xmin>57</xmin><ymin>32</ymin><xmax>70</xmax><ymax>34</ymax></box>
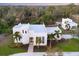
<box><xmin>36</xmin><ymin>37</ymin><xmax>41</xmax><ymax>51</ymax></box>
<box><xmin>64</xmin><ymin>21</ymin><xmax>71</xmax><ymax>30</ymax></box>
<box><xmin>54</xmin><ymin>30</ymin><xmax>61</xmax><ymax>42</ymax></box>
<box><xmin>47</xmin><ymin>34</ymin><xmax>55</xmax><ymax>56</ymax></box>
<box><xmin>48</xmin><ymin>34</ymin><xmax>55</xmax><ymax>48</ymax></box>
<box><xmin>65</xmin><ymin>24</ymin><xmax>71</xmax><ymax>30</ymax></box>
<box><xmin>13</xmin><ymin>32</ymin><xmax>21</xmax><ymax>47</ymax></box>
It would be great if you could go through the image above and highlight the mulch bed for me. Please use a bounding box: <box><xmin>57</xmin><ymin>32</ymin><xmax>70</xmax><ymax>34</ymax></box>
<box><xmin>47</xmin><ymin>39</ymin><xmax>66</xmax><ymax>47</ymax></box>
<box><xmin>33</xmin><ymin>39</ymin><xmax>66</xmax><ymax>52</ymax></box>
<box><xmin>33</xmin><ymin>46</ymin><xmax>47</xmax><ymax>52</ymax></box>
<box><xmin>47</xmin><ymin>40</ymin><xmax>57</xmax><ymax>47</ymax></box>
<box><xmin>22</xmin><ymin>44</ymin><xmax>29</xmax><ymax>51</ymax></box>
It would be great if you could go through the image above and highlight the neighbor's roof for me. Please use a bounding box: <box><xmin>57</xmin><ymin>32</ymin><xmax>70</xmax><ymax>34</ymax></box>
<box><xmin>46</xmin><ymin>26</ymin><xmax>62</xmax><ymax>34</ymax></box>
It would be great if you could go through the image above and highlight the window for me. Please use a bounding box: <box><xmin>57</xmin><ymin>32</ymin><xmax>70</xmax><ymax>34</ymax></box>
<box><xmin>25</xmin><ymin>31</ymin><xmax>27</xmax><ymax>33</ymax></box>
<box><xmin>29</xmin><ymin>37</ymin><xmax>33</xmax><ymax>42</ymax></box>
<box><xmin>22</xmin><ymin>30</ymin><xmax>24</xmax><ymax>33</ymax></box>
<box><xmin>36</xmin><ymin>37</ymin><xmax>41</xmax><ymax>44</ymax></box>
<box><xmin>42</xmin><ymin>37</ymin><xmax>44</xmax><ymax>43</ymax></box>
<box><xmin>22</xmin><ymin>30</ymin><xmax>27</xmax><ymax>34</ymax></box>
<box><xmin>36</xmin><ymin>37</ymin><xmax>44</xmax><ymax>44</ymax></box>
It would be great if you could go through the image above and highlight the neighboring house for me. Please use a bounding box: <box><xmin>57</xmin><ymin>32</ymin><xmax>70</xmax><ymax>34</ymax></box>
<box><xmin>46</xmin><ymin>26</ymin><xmax>62</xmax><ymax>40</ymax></box>
<box><xmin>61</xmin><ymin>18</ymin><xmax>78</xmax><ymax>30</ymax></box>
<box><xmin>13</xmin><ymin>23</ymin><xmax>62</xmax><ymax>46</ymax></box>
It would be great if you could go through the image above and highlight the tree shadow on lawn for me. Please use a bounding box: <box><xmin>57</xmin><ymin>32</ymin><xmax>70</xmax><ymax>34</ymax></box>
<box><xmin>33</xmin><ymin>39</ymin><xmax>67</xmax><ymax>52</ymax></box>
<box><xmin>8</xmin><ymin>43</ymin><xmax>29</xmax><ymax>51</ymax></box>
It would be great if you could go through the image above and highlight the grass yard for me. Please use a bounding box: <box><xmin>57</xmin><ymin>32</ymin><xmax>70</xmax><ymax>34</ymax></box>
<box><xmin>56</xmin><ymin>38</ymin><xmax>79</xmax><ymax>52</ymax></box>
<box><xmin>0</xmin><ymin>34</ymin><xmax>79</xmax><ymax>55</ymax></box>
<box><xmin>34</xmin><ymin>38</ymin><xmax>79</xmax><ymax>52</ymax></box>
<box><xmin>0</xmin><ymin>34</ymin><xmax>27</xmax><ymax>56</ymax></box>
<box><xmin>0</xmin><ymin>45</ymin><xmax>27</xmax><ymax>56</ymax></box>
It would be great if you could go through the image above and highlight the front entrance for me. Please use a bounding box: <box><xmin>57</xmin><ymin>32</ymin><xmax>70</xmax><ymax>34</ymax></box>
<box><xmin>28</xmin><ymin>37</ymin><xmax>34</xmax><ymax>52</ymax></box>
<box><xmin>29</xmin><ymin>37</ymin><xmax>33</xmax><ymax>44</ymax></box>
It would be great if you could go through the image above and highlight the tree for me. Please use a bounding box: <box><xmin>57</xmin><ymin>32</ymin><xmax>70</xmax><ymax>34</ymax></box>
<box><xmin>5</xmin><ymin>16</ymin><xmax>16</xmax><ymax>27</ymax></box>
<box><xmin>62</xmin><ymin>3</ymin><xmax>77</xmax><ymax>18</ymax></box>
<box><xmin>48</xmin><ymin>34</ymin><xmax>55</xmax><ymax>48</ymax></box>
<box><xmin>13</xmin><ymin>32</ymin><xmax>21</xmax><ymax>47</ymax></box>
<box><xmin>64</xmin><ymin>21</ymin><xmax>71</xmax><ymax>30</ymax></box>
<box><xmin>0</xmin><ymin>19</ymin><xmax>9</xmax><ymax>34</ymax></box>
<box><xmin>36</xmin><ymin>37</ymin><xmax>41</xmax><ymax>50</ymax></box>
<box><xmin>54</xmin><ymin>30</ymin><xmax>61</xmax><ymax>42</ymax></box>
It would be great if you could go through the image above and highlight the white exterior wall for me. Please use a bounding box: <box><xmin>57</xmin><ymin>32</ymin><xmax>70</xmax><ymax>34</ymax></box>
<box><xmin>21</xmin><ymin>33</ymin><xmax>29</xmax><ymax>44</ymax></box>
<box><xmin>29</xmin><ymin>30</ymin><xmax>47</xmax><ymax>46</ymax></box>
<box><xmin>61</xmin><ymin>18</ymin><xmax>67</xmax><ymax>30</ymax></box>
<box><xmin>34</xmin><ymin>33</ymin><xmax>47</xmax><ymax>46</ymax></box>
<box><xmin>20</xmin><ymin>28</ymin><xmax>30</xmax><ymax>44</ymax></box>
<box><xmin>13</xmin><ymin>27</ymin><xmax>30</xmax><ymax>44</ymax></box>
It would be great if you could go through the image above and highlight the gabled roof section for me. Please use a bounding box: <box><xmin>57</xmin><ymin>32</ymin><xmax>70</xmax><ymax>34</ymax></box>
<box><xmin>13</xmin><ymin>23</ymin><xmax>46</xmax><ymax>33</ymax></box>
<box><xmin>13</xmin><ymin>23</ymin><xmax>30</xmax><ymax>30</ymax></box>
<box><xmin>29</xmin><ymin>24</ymin><xmax>46</xmax><ymax>33</ymax></box>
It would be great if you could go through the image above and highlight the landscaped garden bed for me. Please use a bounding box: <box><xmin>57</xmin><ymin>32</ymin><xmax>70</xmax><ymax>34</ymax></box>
<box><xmin>33</xmin><ymin>46</ymin><xmax>47</xmax><ymax>52</ymax></box>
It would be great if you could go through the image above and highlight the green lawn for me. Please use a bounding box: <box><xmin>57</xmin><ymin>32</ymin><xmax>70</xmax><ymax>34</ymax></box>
<box><xmin>34</xmin><ymin>38</ymin><xmax>79</xmax><ymax>52</ymax></box>
<box><xmin>0</xmin><ymin>34</ymin><xmax>27</xmax><ymax>56</ymax></box>
<box><xmin>56</xmin><ymin>38</ymin><xmax>79</xmax><ymax>52</ymax></box>
<box><xmin>1</xmin><ymin>34</ymin><xmax>79</xmax><ymax>56</ymax></box>
<box><xmin>0</xmin><ymin>45</ymin><xmax>26</xmax><ymax>56</ymax></box>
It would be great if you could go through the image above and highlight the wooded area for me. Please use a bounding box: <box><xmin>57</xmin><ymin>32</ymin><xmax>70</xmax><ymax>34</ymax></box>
<box><xmin>0</xmin><ymin>3</ymin><xmax>79</xmax><ymax>34</ymax></box>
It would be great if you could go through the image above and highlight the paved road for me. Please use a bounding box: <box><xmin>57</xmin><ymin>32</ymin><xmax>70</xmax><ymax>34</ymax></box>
<box><xmin>10</xmin><ymin>52</ymin><xmax>79</xmax><ymax>56</ymax></box>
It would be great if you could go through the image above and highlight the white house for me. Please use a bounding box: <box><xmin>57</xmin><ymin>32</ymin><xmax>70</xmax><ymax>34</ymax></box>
<box><xmin>13</xmin><ymin>23</ymin><xmax>47</xmax><ymax>46</ymax></box>
<box><xmin>61</xmin><ymin>18</ymin><xmax>78</xmax><ymax>30</ymax></box>
<box><xmin>13</xmin><ymin>23</ymin><xmax>62</xmax><ymax>46</ymax></box>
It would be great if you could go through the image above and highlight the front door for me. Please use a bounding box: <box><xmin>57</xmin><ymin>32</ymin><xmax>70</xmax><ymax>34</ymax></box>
<box><xmin>29</xmin><ymin>37</ymin><xmax>33</xmax><ymax>44</ymax></box>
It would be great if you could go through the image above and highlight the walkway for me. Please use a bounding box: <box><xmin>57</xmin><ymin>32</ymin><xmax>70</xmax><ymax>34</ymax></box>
<box><xmin>28</xmin><ymin>42</ymin><xmax>34</xmax><ymax>52</ymax></box>
<box><xmin>10</xmin><ymin>52</ymin><xmax>79</xmax><ymax>56</ymax></box>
